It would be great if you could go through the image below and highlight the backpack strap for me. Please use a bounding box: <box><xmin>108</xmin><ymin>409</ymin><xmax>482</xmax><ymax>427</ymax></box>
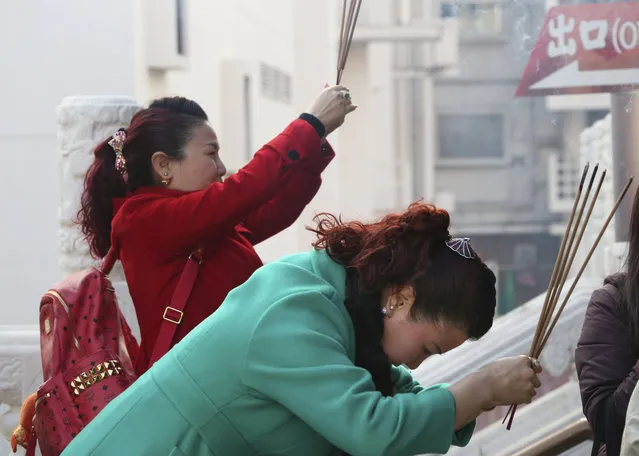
<box><xmin>25</xmin><ymin>432</ymin><xmax>36</xmax><ymax>456</ymax></box>
<box><xmin>148</xmin><ymin>248</ymin><xmax>203</xmax><ymax>367</ymax></box>
<box><xmin>101</xmin><ymin>244</ymin><xmax>203</xmax><ymax>367</ymax></box>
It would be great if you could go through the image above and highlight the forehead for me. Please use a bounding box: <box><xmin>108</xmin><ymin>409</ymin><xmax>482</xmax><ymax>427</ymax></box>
<box><xmin>189</xmin><ymin>123</ymin><xmax>218</xmax><ymax>146</ymax></box>
<box><xmin>420</xmin><ymin>320</ymin><xmax>468</xmax><ymax>353</ymax></box>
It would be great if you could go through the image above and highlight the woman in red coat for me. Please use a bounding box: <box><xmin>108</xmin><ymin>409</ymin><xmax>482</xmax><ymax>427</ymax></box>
<box><xmin>78</xmin><ymin>85</ymin><xmax>356</xmax><ymax>373</ymax></box>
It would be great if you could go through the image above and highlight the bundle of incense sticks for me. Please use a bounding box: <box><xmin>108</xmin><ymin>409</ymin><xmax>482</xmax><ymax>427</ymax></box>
<box><xmin>336</xmin><ymin>0</ymin><xmax>363</xmax><ymax>85</ymax></box>
<box><xmin>503</xmin><ymin>163</ymin><xmax>633</xmax><ymax>430</ymax></box>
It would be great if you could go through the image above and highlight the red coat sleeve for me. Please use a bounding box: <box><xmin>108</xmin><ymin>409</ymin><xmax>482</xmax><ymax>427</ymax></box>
<box><xmin>575</xmin><ymin>285</ymin><xmax>639</xmax><ymax>439</ymax></box>
<box><xmin>130</xmin><ymin>119</ymin><xmax>326</xmax><ymax>253</ymax></box>
<box><xmin>241</xmin><ymin>141</ymin><xmax>335</xmax><ymax>245</ymax></box>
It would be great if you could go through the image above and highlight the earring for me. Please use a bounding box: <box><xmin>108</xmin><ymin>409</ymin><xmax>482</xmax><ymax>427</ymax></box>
<box><xmin>161</xmin><ymin>172</ymin><xmax>170</xmax><ymax>186</ymax></box>
<box><xmin>381</xmin><ymin>307</ymin><xmax>389</xmax><ymax>316</ymax></box>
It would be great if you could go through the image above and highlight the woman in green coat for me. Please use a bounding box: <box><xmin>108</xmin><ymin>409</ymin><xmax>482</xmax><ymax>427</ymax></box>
<box><xmin>62</xmin><ymin>202</ymin><xmax>542</xmax><ymax>456</ymax></box>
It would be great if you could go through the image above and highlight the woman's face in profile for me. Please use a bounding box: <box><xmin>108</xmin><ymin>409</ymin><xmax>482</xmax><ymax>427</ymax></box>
<box><xmin>169</xmin><ymin>123</ymin><xmax>227</xmax><ymax>192</ymax></box>
<box><xmin>381</xmin><ymin>286</ymin><xmax>468</xmax><ymax>369</ymax></box>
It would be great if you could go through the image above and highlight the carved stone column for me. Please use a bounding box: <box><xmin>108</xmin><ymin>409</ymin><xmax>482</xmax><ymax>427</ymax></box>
<box><xmin>57</xmin><ymin>96</ymin><xmax>141</xmax><ymax>339</ymax></box>
<box><xmin>58</xmin><ymin>96</ymin><xmax>140</xmax><ymax>277</ymax></box>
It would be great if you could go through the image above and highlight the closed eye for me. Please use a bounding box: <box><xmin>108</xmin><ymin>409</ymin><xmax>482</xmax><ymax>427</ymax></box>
<box><xmin>206</xmin><ymin>142</ymin><xmax>220</xmax><ymax>153</ymax></box>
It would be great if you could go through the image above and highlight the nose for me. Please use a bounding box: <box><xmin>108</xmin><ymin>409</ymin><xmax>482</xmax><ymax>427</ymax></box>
<box><xmin>218</xmin><ymin>162</ymin><xmax>227</xmax><ymax>178</ymax></box>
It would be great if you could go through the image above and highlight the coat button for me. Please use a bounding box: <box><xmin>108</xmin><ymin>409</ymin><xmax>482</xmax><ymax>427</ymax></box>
<box><xmin>288</xmin><ymin>150</ymin><xmax>300</xmax><ymax>160</ymax></box>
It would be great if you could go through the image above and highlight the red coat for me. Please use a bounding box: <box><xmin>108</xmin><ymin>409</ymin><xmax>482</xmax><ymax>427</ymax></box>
<box><xmin>111</xmin><ymin>119</ymin><xmax>334</xmax><ymax>373</ymax></box>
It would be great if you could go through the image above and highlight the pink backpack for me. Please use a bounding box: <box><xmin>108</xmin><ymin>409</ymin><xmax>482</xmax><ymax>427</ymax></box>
<box><xmin>13</xmin><ymin>248</ymin><xmax>202</xmax><ymax>456</ymax></box>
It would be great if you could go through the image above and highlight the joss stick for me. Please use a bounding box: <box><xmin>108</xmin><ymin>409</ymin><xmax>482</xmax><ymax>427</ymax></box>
<box><xmin>336</xmin><ymin>0</ymin><xmax>363</xmax><ymax>84</ymax></box>
<box><xmin>503</xmin><ymin>166</ymin><xmax>633</xmax><ymax>429</ymax></box>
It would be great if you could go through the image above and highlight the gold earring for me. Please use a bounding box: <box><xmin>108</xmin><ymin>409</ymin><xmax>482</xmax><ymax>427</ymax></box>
<box><xmin>161</xmin><ymin>172</ymin><xmax>170</xmax><ymax>186</ymax></box>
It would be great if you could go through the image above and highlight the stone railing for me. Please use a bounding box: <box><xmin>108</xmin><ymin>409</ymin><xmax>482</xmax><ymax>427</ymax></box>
<box><xmin>0</xmin><ymin>326</ymin><xmax>41</xmax><ymax>455</ymax></box>
<box><xmin>0</xmin><ymin>97</ymin><xmax>141</xmax><ymax>454</ymax></box>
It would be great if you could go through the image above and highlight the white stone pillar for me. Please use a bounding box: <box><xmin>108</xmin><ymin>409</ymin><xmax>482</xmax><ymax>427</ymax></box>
<box><xmin>58</xmin><ymin>96</ymin><xmax>140</xmax><ymax>276</ymax></box>
<box><xmin>577</xmin><ymin>115</ymin><xmax>616</xmax><ymax>280</ymax></box>
<box><xmin>611</xmin><ymin>91</ymin><xmax>639</xmax><ymax>242</ymax></box>
<box><xmin>57</xmin><ymin>96</ymin><xmax>142</xmax><ymax>340</ymax></box>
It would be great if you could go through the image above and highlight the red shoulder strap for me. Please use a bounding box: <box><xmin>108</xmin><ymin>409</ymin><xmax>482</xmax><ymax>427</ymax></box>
<box><xmin>100</xmin><ymin>245</ymin><xmax>202</xmax><ymax>369</ymax></box>
<box><xmin>148</xmin><ymin>248</ymin><xmax>203</xmax><ymax>367</ymax></box>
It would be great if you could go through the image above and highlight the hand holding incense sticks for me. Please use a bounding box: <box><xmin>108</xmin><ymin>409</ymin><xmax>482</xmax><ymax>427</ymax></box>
<box><xmin>503</xmin><ymin>163</ymin><xmax>633</xmax><ymax>429</ymax></box>
<box><xmin>336</xmin><ymin>0</ymin><xmax>363</xmax><ymax>85</ymax></box>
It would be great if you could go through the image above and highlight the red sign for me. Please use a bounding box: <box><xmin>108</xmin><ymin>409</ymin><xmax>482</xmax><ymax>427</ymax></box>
<box><xmin>516</xmin><ymin>2</ymin><xmax>639</xmax><ymax>97</ymax></box>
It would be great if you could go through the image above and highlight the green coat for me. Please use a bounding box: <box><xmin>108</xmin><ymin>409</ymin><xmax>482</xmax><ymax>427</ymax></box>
<box><xmin>62</xmin><ymin>250</ymin><xmax>475</xmax><ymax>456</ymax></box>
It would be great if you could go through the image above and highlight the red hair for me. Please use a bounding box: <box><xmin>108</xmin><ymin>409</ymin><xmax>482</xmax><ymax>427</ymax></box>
<box><xmin>309</xmin><ymin>201</ymin><xmax>496</xmax><ymax>339</ymax></box>
<box><xmin>310</xmin><ymin>202</ymin><xmax>451</xmax><ymax>292</ymax></box>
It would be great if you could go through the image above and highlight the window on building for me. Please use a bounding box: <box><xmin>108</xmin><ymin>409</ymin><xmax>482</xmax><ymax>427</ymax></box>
<box><xmin>176</xmin><ymin>0</ymin><xmax>186</xmax><ymax>56</ymax></box>
<box><xmin>440</xmin><ymin>2</ymin><xmax>503</xmax><ymax>35</ymax></box>
<box><xmin>438</xmin><ymin>114</ymin><xmax>505</xmax><ymax>159</ymax></box>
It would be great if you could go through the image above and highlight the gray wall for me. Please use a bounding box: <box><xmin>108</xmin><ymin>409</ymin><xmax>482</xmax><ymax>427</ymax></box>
<box><xmin>434</xmin><ymin>0</ymin><xmax>563</xmax><ymax>232</ymax></box>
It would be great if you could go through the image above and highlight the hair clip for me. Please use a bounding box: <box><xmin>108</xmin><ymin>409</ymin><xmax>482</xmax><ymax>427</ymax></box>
<box><xmin>445</xmin><ymin>237</ymin><xmax>476</xmax><ymax>259</ymax></box>
<box><xmin>108</xmin><ymin>129</ymin><xmax>127</xmax><ymax>175</ymax></box>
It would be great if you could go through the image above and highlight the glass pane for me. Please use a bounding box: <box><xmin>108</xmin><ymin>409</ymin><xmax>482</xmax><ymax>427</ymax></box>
<box><xmin>438</xmin><ymin>114</ymin><xmax>505</xmax><ymax>159</ymax></box>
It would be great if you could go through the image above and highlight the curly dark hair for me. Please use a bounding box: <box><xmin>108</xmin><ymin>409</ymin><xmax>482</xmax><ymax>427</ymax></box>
<box><xmin>309</xmin><ymin>202</ymin><xmax>497</xmax><ymax>397</ymax></box>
